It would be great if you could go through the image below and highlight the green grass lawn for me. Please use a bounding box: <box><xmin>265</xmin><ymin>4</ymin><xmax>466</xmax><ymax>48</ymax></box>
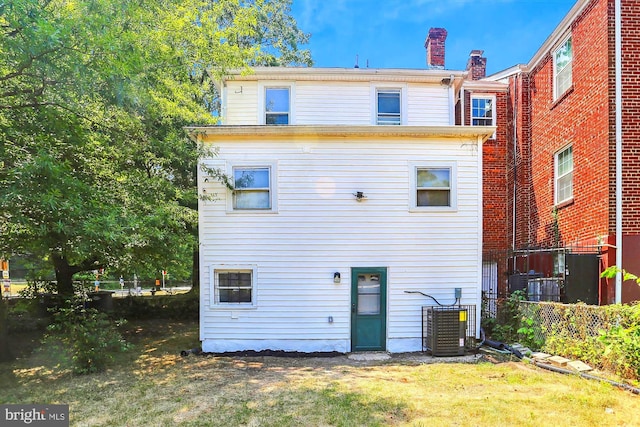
<box><xmin>1</xmin><ymin>320</ymin><xmax>639</xmax><ymax>426</ymax></box>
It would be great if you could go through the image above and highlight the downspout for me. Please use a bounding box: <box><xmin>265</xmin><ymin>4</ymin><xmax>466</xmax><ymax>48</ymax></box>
<box><xmin>220</xmin><ymin>80</ymin><xmax>227</xmax><ymax>125</ymax></box>
<box><xmin>615</xmin><ymin>0</ymin><xmax>622</xmax><ymax>304</ymax></box>
<box><xmin>460</xmin><ymin>83</ymin><xmax>465</xmax><ymax>126</ymax></box>
<box><xmin>512</xmin><ymin>75</ymin><xmax>519</xmax><ymax>251</ymax></box>
<box><xmin>448</xmin><ymin>74</ymin><xmax>455</xmax><ymax>125</ymax></box>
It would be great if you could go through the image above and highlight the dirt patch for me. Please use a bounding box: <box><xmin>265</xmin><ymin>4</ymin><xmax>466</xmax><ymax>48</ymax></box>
<box><xmin>202</xmin><ymin>349</ymin><xmax>344</xmax><ymax>358</ymax></box>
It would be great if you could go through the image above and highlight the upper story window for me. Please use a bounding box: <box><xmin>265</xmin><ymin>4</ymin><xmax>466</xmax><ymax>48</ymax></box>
<box><xmin>471</xmin><ymin>96</ymin><xmax>494</xmax><ymax>127</ymax></box>
<box><xmin>554</xmin><ymin>145</ymin><xmax>573</xmax><ymax>205</ymax></box>
<box><xmin>265</xmin><ymin>87</ymin><xmax>290</xmax><ymax>125</ymax></box>
<box><xmin>554</xmin><ymin>36</ymin><xmax>572</xmax><ymax>100</ymax></box>
<box><xmin>410</xmin><ymin>162</ymin><xmax>457</xmax><ymax>211</ymax></box>
<box><xmin>417</xmin><ymin>167</ymin><xmax>451</xmax><ymax>206</ymax></box>
<box><xmin>376</xmin><ymin>89</ymin><xmax>401</xmax><ymax>125</ymax></box>
<box><xmin>233</xmin><ymin>166</ymin><xmax>272</xmax><ymax>210</ymax></box>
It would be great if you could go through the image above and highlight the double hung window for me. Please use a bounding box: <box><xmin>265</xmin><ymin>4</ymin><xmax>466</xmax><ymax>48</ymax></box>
<box><xmin>265</xmin><ymin>87</ymin><xmax>290</xmax><ymax>125</ymax></box>
<box><xmin>416</xmin><ymin>167</ymin><xmax>452</xmax><ymax>207</ymax></box>
<box><xmin>555</xmin><ymin>145</ymin><xmax>573</xmax><ymax>204</ymax></box>
<box><xmin>554</xmin><ymin>37</ymin><xmax>573</xmax><ymax>100</ymax></box>
<box><xmin>376</xmin><ymin>89</ymin><xmax>401</xmax><ymax>125</ymax></box>
<box><xmin>233</xmin><ymin>167</ymin><xmax>272</xmax><ymax>210</ymax></box>
<box><xmin>471</xmin><ymin>96</ymin><xmax>494</xmax><ymax>127</ymax></box>
<box><xmin>410</xmin><ymin>162</ymin><xmax>457</xmax><ymax>211</ymax></box>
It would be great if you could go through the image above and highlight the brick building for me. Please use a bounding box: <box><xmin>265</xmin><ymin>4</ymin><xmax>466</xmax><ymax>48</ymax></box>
<box><xmin>468</xmin><ymin>0</ymin><xmax>640</xmax><ymax>304</ymax></box>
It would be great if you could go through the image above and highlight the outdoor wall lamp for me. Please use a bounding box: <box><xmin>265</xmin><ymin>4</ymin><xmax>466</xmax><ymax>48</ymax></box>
<box><xmin>354</xmin><ymin>191</ymin><xmax>367</xmax><ymax>201</ymax></box>
<box><xmin>333</xmin><ymin>272</ymin><xmax>341</xmax><ymax>283</ymax></box>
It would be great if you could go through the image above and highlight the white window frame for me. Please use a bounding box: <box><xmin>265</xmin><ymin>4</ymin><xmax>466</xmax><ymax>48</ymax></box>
<box><xmin>554</xmin><ymin>145</ymin><xmax>573</xmax><ymax>205</ymax></box>
<box><xmin>554</xmin><ymin>35</ymin><xmax>573</xmax><ymax>100</ymax></box>
<box><xmin>371</xmin><ymin>84</ymin><xmax>407</xmax><ymax>125</ymax></box>
<box><xmin>227</xmin><ymin>162</ymin><xmax>278</xmax><ymax>213</ymax></box>
<box><xmin>258</xmin><ymin>82</ymin><xmax>295</xmax><ymax>125</ymax></box>
<box><xmin>210</xmin><ymin>265</ymin><xmax>257</xmax><ymax>308</ymax></box>
<box><xmin>470</xmin><ymin>94</ymin><xmax>496</xmax><ymax>138</ymax></box>
<box><xmin>409</xmin><ymin>161</ymin><xmax>457</xmax><ymax>212</ymax></box>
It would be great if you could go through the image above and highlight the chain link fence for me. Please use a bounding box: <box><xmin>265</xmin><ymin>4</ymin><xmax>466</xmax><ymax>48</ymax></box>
<box><xmin>518</xmin><ymin>301</ymin><xmax>622</xmax><ymax>345</ymax></box>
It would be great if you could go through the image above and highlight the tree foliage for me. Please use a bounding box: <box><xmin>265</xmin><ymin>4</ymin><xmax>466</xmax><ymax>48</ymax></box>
<box><xmin>0</xmin><ymin>0</ymin><xmax>311</xmax><ymax>295</ymax></box>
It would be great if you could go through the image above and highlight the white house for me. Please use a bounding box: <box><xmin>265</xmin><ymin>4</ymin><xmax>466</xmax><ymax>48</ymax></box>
<box><xmin>188</xmin><ymin>63</ymin><xmax>494</xmax><ymax>354</ymax></box>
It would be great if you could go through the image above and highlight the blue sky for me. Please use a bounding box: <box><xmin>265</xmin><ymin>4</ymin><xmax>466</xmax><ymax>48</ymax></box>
<box><xmin>290</xmin><ymin>0</ymin><xmax>577</xmax><ymax>75</ymax></box>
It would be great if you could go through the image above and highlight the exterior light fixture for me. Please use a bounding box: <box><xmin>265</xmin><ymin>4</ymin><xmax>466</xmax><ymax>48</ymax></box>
<box><xmin>354</xmin><ymin>191</ymin><xmax>367</xmax><ymax>201</ymax></box>
<box><xmin>333</xmin><ymin>272</ymin><xmax>341</xmax><ymax>283</ymax></box>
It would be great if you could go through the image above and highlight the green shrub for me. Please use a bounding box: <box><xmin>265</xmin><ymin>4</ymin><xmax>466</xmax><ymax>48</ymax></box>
<box><xmin>40</xmin><ymin>299</ymin><xmax>130</xmax><ymax>374</ymax></box>
<box><xmin>112</xmin><ymin>292</ymin><xmax>198</xmax><ymax>320</ymax></box>
<box><xmin>597</xmin><ymin>304</ymin><xmax>640</xmax><ymax>380</ymax></box>
<box><xmin>483</xmin><ymin>290</ymin><xmax>526</xmax><ymax>343</ymax></box>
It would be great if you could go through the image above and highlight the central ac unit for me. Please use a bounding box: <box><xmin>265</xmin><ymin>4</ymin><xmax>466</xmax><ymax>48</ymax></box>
<box><xmin>423</xmin><ymin>306</ymin><xmax>468</xmax><ymax>356</ymax></box>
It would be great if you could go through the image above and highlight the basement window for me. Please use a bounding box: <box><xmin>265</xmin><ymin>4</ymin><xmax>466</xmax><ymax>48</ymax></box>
<box><xmin>211</xmin><ymin>265</ymin><xmax>257</xmax><ymax>306</ymax></box>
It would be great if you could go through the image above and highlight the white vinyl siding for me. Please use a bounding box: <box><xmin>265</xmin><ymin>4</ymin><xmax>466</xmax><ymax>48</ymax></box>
<box><xmin>295</xmin><ymin>82</ymin><xmax>371</xmax><ymax>124</ymax></box>
<box><xmin>223</xmin><ymin>80</ymin><xmax>452</xmax><ymax>126</ymax></box>
<box><xmin>407</xmin><ymin>85</ymin><xmax>450</xmax><ymax>125</ymax></box>
<box><xmin>224</xmin><ymin>81</ymin><xmax>258</xmax><ymax>125</ymax></box>
<box><xmin>199</xmin><ymin>135</ymin><xmax>482</xmax><ymax>352</ymax></box>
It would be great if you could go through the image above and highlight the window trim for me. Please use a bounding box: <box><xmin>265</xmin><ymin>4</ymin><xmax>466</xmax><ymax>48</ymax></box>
<box><xmin>554</xmin><ymin>145</ymin><xmax>573</xmax><ymax>205</ymax></box>
<box><xmin>409</xmin><ymin>161</ymin><xmax>458</xmax><ymax>212</ymax></box>
<box><xmin>210</xmin><ymin>265</ymin><xmax>258</xmax><ymax>308</ymax></box>
<box><xmin>226</xmin><ymin>162</ymin><xmax>278</xmax><ymax>213</ymax></box>
<box><xmin>258</xmin><ymin>82</ymin><xmax>295</xmax><ymax>125</ymax></box>
<box><xmin>371</xmin><ymin>84</ymin><xmax>407</xmax><ymax>125</ymax></box>
<box><xmin>470</xmin><ymin>94</ymin><xmax>496</xmax><ymax>138</ymax></box>
<box><xmin>553</xmin><ymin>35</ymin><xmax>573</xmax><ymax>101</ymax></box>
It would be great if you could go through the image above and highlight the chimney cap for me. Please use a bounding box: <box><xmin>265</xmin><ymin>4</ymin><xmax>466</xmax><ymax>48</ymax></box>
<box><xmin>470</xmin><ymin>49</ymin><xmax>484</xmax><ymax>57</ymax></box>
<box><xmin>427</xmin><ymin>27</ymin><xmax>448</xmax><ymax>38</ymax></box>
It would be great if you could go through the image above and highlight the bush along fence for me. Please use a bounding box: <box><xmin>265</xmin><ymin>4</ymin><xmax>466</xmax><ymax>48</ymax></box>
<box><xmin>515</xmin><ymin>300</ymin><xmax>640</xmax><ymax>381</ymax></box>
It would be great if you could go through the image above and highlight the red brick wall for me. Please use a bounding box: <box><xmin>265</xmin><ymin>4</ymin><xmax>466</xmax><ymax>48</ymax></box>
<box><xmin>522</xmin><ymin>0</ymin><xmax>611</xmax><ymax>248</ymax></box>
<box><xmin>619</xmin><ymin>0</ymin><xmax>640</xmax><ymax>303</ymax></box>
<box><xmin>425</xmin><ymin>28</ymin><xmax>447</xmax><ymax>68</ymax></box>
<box><xmin>620</xmin><ymin>0</ymin><xmax>640</xmax><ymax>234</ymax></box>
<box><xmin>462</xmin><ymin>89</ymin><xmax>510</xmax><ymax>253</ymax></box>
<box><xmin>507</xmin><ymin>74</ymin><xmax>533</xmax><ymax>248</ymax></box>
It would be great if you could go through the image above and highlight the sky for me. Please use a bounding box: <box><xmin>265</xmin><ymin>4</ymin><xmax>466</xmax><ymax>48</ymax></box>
<box><xmin>290</xmin><ymin>0</ymin><xmax>577</xmax><ymax>76</ymax></box>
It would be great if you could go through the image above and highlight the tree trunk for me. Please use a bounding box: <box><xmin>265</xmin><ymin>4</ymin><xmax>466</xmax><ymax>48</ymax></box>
<box><xmin>51</xmin><ymin>254</ymin><xmax>75</xmax><ymax>297</ymax></box>
<box><xmin>189</xmin><ymin>247</ymin><xmax>199</xmax><ymax>295</ymax></box>
<box><xmin>0</xmin><ymin>299</ymin><xmax>13</xmax><ymax>362</ymax></box>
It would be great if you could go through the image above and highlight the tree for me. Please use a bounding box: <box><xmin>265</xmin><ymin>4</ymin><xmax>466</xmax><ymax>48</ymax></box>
<box><xmin>0</xmin><ymin>0</ymin><xmax>311</xmax><ymax>296</ymax></box>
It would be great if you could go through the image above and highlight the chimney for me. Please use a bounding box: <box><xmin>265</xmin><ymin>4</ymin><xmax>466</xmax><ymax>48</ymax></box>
<box><xmin>466</xmin><ymin>50</ymin><xmax>487</xmax><ymax>80</ymax></box>
<box><xmin>425</xmin><ymin>27</ymin><xmax>447</xmax><ymax>69</ymax></box>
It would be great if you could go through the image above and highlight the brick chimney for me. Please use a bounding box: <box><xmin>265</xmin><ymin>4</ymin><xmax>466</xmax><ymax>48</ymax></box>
<box><xmin>425</xmin><ymin>28</ymin><xmax>447</xmax><ymax>69</ymax></box>
<box><xmin>466</xmin><ymin>50</ymin><xmax>487</xmax><ymax>80</ymax></box>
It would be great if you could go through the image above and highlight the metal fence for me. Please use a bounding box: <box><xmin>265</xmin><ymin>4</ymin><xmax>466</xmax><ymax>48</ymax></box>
<box><xmin>518</xmin><ymin>301</ymin><xmax>621</xmax><ymax>344</ymax></box>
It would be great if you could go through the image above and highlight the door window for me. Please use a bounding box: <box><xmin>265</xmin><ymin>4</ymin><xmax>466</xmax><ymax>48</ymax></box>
<box><xmin>357</xmin><ymin>274</ymin><xmax>381</xmax><ymax>315</ymax></box>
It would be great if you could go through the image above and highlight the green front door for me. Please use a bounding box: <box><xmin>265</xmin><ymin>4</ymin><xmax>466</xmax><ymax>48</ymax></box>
<box><xmin>351</xmin><ymin>267</ymin><xmax>387</xmax><ymax>351</ymax></box>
